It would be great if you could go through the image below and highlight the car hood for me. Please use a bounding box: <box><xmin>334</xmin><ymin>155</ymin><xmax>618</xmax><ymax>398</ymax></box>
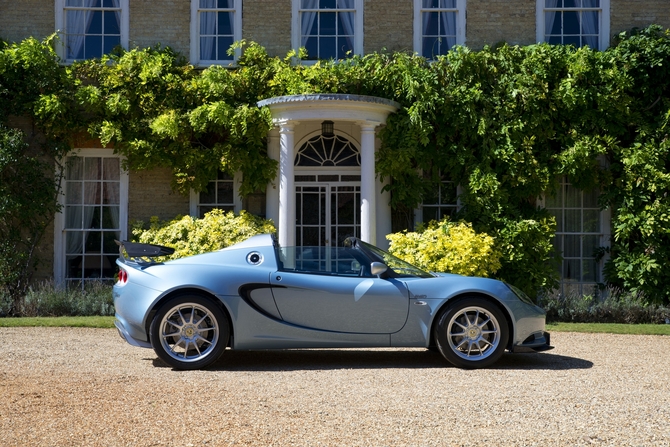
<box><xmin>403</xmin><ymin>274</ymin><xmax>515</xmax><ymax>302</ymax></box>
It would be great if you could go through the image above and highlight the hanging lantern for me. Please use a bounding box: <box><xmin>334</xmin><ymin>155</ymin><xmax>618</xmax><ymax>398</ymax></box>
<box><xmin>321</xmin><ymin>120</ymin><xmax>334</xmax><ymax>137</ymax></box>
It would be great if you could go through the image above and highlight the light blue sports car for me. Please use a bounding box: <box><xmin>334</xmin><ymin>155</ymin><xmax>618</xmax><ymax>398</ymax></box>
<box><xmin>113</xmin><ymin>234</ymin><xmax>552</xmax><ymax>370</ymax></box>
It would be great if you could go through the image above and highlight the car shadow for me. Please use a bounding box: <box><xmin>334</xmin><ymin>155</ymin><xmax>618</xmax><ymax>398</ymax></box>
<box><xmin>151</xmin><ymin>349</ymin><xmax>593</xmax><ymax>371</ymax></box>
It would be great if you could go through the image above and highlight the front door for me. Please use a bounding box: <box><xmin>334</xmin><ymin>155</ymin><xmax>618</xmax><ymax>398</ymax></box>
<box><xmin>295</xmin><ymin>175</ymin><xmax>361</xmax><ymax>247</ymax></box>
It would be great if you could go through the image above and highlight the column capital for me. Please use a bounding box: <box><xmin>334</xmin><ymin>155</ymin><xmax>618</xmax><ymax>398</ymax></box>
<box><xmin>356</xmin><ymin>120</ymin><xmax>381</xmax><ymax>131</ymax></box>
<box><xmin>277</xmin><ymin>119</ymin><xmax>299</xmax><ymax>133</ymax></box>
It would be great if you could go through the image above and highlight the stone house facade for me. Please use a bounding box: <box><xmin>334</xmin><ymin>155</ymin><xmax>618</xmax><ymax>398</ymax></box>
<box><xmin>1</xmin><ymin>0</ymin><xmax>669</xmax><ymax>294</ymax></box>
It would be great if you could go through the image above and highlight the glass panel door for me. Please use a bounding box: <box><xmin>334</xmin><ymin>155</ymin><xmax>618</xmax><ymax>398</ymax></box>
<box><xmin>295</xmin><ymin>177</ymin><xmax>360</xmax><ymax>247</ymax></box>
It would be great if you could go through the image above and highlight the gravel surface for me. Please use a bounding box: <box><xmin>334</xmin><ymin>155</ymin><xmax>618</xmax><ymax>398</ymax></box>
<box><xmin>2</xmin><ymin>327</ymin><xmax>669</xmax><ymax>446</ymax></box>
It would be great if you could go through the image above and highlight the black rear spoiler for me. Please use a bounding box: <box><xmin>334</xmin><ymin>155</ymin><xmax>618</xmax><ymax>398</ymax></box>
<box><xmin>115</xmin><ymin>240</ymin><xmax>175</xmax><ymax>265</ymax></box>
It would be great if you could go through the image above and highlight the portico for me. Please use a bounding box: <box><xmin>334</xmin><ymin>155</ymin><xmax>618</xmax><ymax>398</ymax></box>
<box><xmin>257</xmin><ymin>94</ymin><xmax>400</xmax><ymax>248</ymax></box>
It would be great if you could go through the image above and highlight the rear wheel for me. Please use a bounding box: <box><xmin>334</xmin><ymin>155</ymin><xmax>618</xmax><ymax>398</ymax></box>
<box><xmin>434</xmin><ymin>297</ymin><xmax>509</xmax><ymax>369</ymax></box>
<box><xmin>150</xmin><ymin>295</ymin><xmax>229</xmax><ymax>370</ymax></box>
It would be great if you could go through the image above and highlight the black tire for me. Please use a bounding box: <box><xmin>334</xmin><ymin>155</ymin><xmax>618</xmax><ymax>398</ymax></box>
<box><xmin>149</xmin><ymin>295</ymin><xmax>230</xmax><ymax>370</ymax></box>
<box><xmin>433</xmin><ymin>297</ymin><xmax>509</xmax><ymax>369</ymax></box>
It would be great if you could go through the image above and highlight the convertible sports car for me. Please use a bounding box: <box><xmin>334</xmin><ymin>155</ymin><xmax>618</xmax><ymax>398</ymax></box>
<box><xmin>113</xmin><ymin>234</ymin><xmax>552</xmax><ymax>370</ymax></box>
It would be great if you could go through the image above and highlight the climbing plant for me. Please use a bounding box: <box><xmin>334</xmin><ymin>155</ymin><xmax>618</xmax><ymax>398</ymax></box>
<box><xmin>3</xmin><ymin>26</ymin><xmax>670</xmax><ymax>303</ymax></box>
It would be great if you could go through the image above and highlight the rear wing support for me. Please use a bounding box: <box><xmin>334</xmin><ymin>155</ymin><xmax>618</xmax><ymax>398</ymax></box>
<box><xmin>115</xmin><ymin>240</ymin><xmax>175</xmax><ymax>266</ymax></box>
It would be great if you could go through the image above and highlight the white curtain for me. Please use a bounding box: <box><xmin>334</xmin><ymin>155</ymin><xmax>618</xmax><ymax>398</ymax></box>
<box><xmin>339</xmin><ymin>10</ymin><xmax>355</xmax><ymax>56</ymax></box>
<box><xmin>441</xmin><ymin>11</ymin><xmax>457</xmax><ymax>52</ymax></box>
<box><xmin>581</xmin><ymin>10</ymin><xmax>599</xmax><ymax>49</ymax></box>
<box><xmin>65</xmin><ymin>158</ymin><xmax>99</xmax><ymax>264</ymax></box>
<box><xmin>544</xmin><ymin>0</ymin><xmax>559</xmax><ymax>43</ymax></box>
<box><xmin>422</xmin><ymin>8</ymin><xmax>456</xmax><ymax>57</ymax></box>
<box><xmin>65</xmin><ymin>157</ymin><xmax>121</xmax><ymax>279</ymax></box>
<box><xmin>301</xmin><ymin>0</ymin><xmax>319</xmax><ymax>50</ymax></box>
<box><xmin>200</xmin><ymin>10</ymin><xmax>217</xmax><ymax>60</ymax></box>
<box><xmin>66</xmin><ymin>0</ymin><xmax>121</xmax><ymax>59</ymax></box>
<box><xmin>103</xmin><ymin>158</ymin><xmax>120</xmax><ymax>236</ymax></box>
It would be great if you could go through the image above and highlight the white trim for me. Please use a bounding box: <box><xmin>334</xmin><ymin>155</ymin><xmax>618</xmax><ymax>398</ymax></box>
<box><xmin>536</xmin><ymin>0</ymin><xmax>610</xmax><ymax>50</ymax></box>
<box><xmin>54</xmin><ymin>0</ymin><xmax>129</xmax><ymax>63</ymax></box>
<box><xmin>190</xmin><ymin>0</ymin><xmax>242</xmax><ymax>67</ymax></box>
<box><xmin>53</xmin><ymin>148</ymin><xmax>128</xmax><ymax>285</ymax></box>
<box><xmin>413</xmin><ymin>0</ymin><xmax>466</xmax><ymax>59</ymax></box>
<box><xmin>291</xmin><ymin>0</ymin><xmax>364</xmax><ymax>63</ymax></box>
<box><xmin>542</xmin><ymin>177</ymin><xmax>611</xmax><ymax>296</ymax></box>
<box><xmin>415</xmin><ymin>182</ymin><xmax>463</xmax><ymax>228</ymax></box>
<box><xmin>189</xmin><ymin>171</ymin><xmax>243</xmax><ymax>216</ymax></box>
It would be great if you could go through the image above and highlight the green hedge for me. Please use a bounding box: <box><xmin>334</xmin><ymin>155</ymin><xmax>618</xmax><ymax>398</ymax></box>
<box><xmin>387</xmin><ymin>219</ymin><xmax>502</xmax><ymax>277</ymax></box>
<box><xmin>131</xmin><ymin>209</ymin><xmax>276</xmax><ymax>260</ymax></box>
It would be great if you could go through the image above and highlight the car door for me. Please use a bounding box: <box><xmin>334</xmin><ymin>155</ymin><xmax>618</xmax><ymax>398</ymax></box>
<box><xmin>269</xmin><ymin>247</ymin><xmax>409</xmax><ymax>333</ymax></box>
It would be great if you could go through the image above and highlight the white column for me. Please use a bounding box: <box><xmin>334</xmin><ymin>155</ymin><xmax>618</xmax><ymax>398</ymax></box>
<box><xmin>265</xmin><ymin>127</ymin><xmax>280</xmax><ymax>226</ymax></box>
<box><xmin>375</xmin><ymin>139</ymin><xmax>392</xmax><ymax>249</ymax></box>
<box><xmin>359</xmin><ymin>122</ymin><xmax>377</xmax><ymax>244</ymax></box>
<box><xmin>278</xmin><ymin>121</ymin><xmax>297</xmax><ymax>247</ymax></box>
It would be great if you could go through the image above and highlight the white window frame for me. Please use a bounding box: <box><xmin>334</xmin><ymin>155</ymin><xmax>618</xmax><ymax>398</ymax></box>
<box><xmin>190</xmin><ymin>0</ymin><xmax>242</xmax><ymax>66</ymax></box>
<box><xmin>189</xmin><ymin>171</ymin><xmax>242</xmax><ymax>217</ymax></box>
<box><xmin>413</xmin><ymin>0</ymin><xmax>466</xmax><ymax>60</ymax></box>
<box><xmin>53</xmin><ymin>148</ymin><xmax>128</xmax><ymax>286</ymax></box>
<box><xmin>54</xmin><ymin>0</ymin><xmax>130</xmax><ymax>63</ymax></box>
<box><xmin>291</xmin><ymin>0</ymin><xmax>364</xmax><ymax>64</ymax></box>
<box><xmin>536</xmin><ymin>0</ymin><xmax>610</xmax><ymax>50</ymax></box>
<box><xmin>539</xmin><ymin>177</ymin><xmax>611</xmax><ymax>296</ymax></box>
<box><xmin>415</xmin><ymin>176</ymin><xmax>462</xmax><ymax>228</ymax></box>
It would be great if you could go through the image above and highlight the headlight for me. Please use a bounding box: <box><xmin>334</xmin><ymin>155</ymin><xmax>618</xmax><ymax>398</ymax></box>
<box><xmin>506</xmin><ymin>283</ymin><xmax>536</xmax><ymax>305</ymax></box>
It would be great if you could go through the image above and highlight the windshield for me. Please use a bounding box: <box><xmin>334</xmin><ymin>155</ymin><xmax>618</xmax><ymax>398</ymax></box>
<box><xmin>356</xmin><ymin>240</ymin><xmax>434</xmax><ymax>278</ymax></box>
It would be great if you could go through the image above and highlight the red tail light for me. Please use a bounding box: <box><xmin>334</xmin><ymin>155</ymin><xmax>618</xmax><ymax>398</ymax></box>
<box><xmin>117</xmin><ymin>269</ymin><xmax>128</xmax><ymax>284</ymax></box>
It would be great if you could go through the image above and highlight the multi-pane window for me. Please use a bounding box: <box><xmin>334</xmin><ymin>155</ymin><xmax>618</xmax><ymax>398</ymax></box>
<box><xmin>191</xmin><ymin>0</ymin><xmax>241</xmax><ymax>64</ymax></box>
<box><xmin>539</xmin><ymin>0</ymin><xmax>610</xmax><ymax>50</ymax></box>
<box><xmin>294</xmin><ymin>0</ymin><xmax>362</xmax><ymax>61</ymax></box>
<box><xmin>414</xmin><ymin>0</ymin><xmax>465</xmax><ymax>59</ymax></box>
<box><xmin>545</xmin><ymin>179</ymin><xmax>604</xmax><ymax>296</ymax></box>
<box><xmin>420</xmin><ymin>178</ymin><xmax>460</xmax><ymax>225</ymax></box>
<box><xmin>56</xmin><ymin>0</ymin><xmax>128</xmax><ymax>61</ymax></box>
<box><xmin>63</xmin><ymin>155</ymin><xmax>123</xmax><ymax>286</ymax></box>
<box><xmin>196</xmin><ymin>171</ymin><xmax>236</xmax><ymax>218</ymax></box>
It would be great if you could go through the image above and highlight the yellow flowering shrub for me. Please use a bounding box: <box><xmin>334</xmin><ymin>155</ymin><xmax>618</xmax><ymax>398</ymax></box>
<box><xmin>131</xmin><ymin>209</ymin><xmax>276</xmax><ymax>260</ymax></box>
<box><xmin>387</xmin><ymin>219</ymin><xmax>502</xmax><ymax>277</ymax></box>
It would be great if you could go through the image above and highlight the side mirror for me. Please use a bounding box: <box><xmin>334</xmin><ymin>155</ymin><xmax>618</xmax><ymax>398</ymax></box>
<box><xmin>370</xmin><ymin>262</ymin><xmax>388</xmax><ymax>277</ymax></box>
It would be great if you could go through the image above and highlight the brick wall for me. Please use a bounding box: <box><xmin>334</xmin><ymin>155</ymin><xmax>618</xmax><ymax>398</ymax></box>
<box><xmin>364</xmin><ymin>0</ymin><xmax>413</xmax><ymax>53</ymax></box>
<box><xmin>0</xmin><ymin>0</ymin><xmax>53</xmax><ymax>43</ymax></box>
<box><xmin>128</xmin><ymin>168</ymin><xmax>190</xmax><ymax>227</ymax></box>
<box><xmin>129</xmin><ymin>0</ymin><xmax>190</xmax><ymax>56</ymax></box>
<box><xmin>243</xmin><ymin>0</ymin><xmax>292</xmax><ymax>57</ymax></box>
<box><xmin>467</xmin><ymin>0</ymin><xmax>537</xmax><ymax>49</ymax></box>
<box><xmin>611</xmin><ymin>0</ymin><xmax>670</xmax><ymax>37</ymax></box>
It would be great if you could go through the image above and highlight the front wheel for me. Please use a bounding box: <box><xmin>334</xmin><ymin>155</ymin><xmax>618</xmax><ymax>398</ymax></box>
<box><xmin>434</xmin><ymin>297</ymin><xmax>509</xmax><ymax>369</ymax></box>
<box><xmin>150</xmin><ymin>295</ymin><xmax>230</xmax><ymax>370</ymax></box>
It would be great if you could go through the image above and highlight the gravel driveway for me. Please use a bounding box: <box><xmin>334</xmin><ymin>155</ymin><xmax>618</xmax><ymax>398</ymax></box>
<box><xmin>2</xmin><ymin>327</ymin><xmax>669</xmax><ymax>446</ymax></box>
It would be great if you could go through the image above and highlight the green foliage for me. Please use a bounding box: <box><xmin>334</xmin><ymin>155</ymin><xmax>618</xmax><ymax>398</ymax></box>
<box><xmin>493</xmin><ymin>215</ymin><xmax>559</xmax><ymax>296</ymax></box>
<box><xmin>74</xmin><ymin>44</ymin><xmax>278</xmax><ymax>196</ymax></box>
<box><xmin>0</xmin><ymin>127</ymin><xmax>62</xmax><ymax>314</ymax></box>
<box><xmin>131</xmin><ymin>209</ymin><xmax>276</xmax><ymax>260</ymax></box>
<box><xmin>4</xmin><ymin>26</ymin><xmax>670</xmax><ymax>304</ymax></box>
<box><xmin>606</xmin><ymin>128</ymin><xmax>670</xmax><ymax>304</ymax></box>
<box><xmin>540</xmin><ymin>288</ymin><xmax>670</xmax><ymax>324</ymax></box>
<box><xmin>0</xmin><ymin>37</ymin><xmax>74</xmax><ymax>316</ymax></box>
<box><xmin>387</xmin><ymin>219</ymin><xmax>502</xmax><ymax>277</ymax></box>
<box><xmin>0</xmin><ymin>281</ymin><xmax>114</xmax><ymax>317</ymax></box>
